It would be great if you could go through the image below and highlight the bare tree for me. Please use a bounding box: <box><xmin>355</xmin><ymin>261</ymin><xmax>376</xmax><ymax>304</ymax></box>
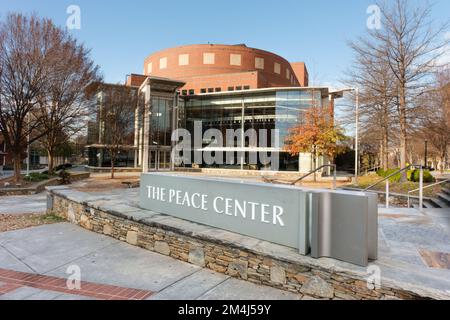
<box><xmin>36</xmin><ymin>32</ymin><xmax>100</xmax><ymax>173</ymax></box>
<box><xmin>98</xmin><ymin>84</ymin><xmax>137</xmax><ymax>179</ymax></box>
<box><xmin>0</xmin><ymin>14</ymin><xmax>56</xmax><ymax>183</ymax></box>
<box><xmin>349</xmin><ymin>0</ymin><xmax>449</xmax><ymax>180</ymax></box>
<box><xmin>419</xmin><ymin>68</ymin><xmax>450</xmax><ymax>172</ymax></box>
<box><xmin>344</xmin><ymin>48</ymin><xmax>397</xmax><ymax>170</ymax></box>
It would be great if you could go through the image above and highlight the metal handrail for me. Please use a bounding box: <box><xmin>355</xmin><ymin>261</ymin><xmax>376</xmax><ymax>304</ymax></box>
<box><xmin>363</xmin><ymin>164</ymin><xmax>424</xmax><ymax>210</ymax></box>
<box><xmin>407</xmin><ymin>179</ymin><xmax>450</xmax><ymax>208</ymax></box>
<box><xmin>263</xmin><ymin>164</ymin><xmax>337</xmax><ymax>190</ymax></box>
<box><xmin>290</xmin><ymin>164</ymin><xmax>337</xmax><ymax>188</ymax></box>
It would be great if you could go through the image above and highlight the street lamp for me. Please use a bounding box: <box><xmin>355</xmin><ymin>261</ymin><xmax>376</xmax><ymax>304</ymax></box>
<box><xmin>26</xmin><ymin>112</ymin><xmax>30</xmax><ymax>177</ymax></box>
<box><xmin>424</xmin><ymin>140</ymin><xmax>428</xmax><ymax>169</ymax></box>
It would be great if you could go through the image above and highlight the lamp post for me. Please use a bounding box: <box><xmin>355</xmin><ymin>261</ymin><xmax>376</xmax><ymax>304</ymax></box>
<box><xmin>354</xmin><ymin>88</ymin><xmax>359</xmax><ymax>185</ymax></box>
<box><xmin>424</xmin><ymin>140</ymin><xmax>428</xmax><ymax>169</ymax></box>
<box><xmin>26</xmin><ymin>112</ymin><xmax>30</xmax><ymax>177</ymax></box>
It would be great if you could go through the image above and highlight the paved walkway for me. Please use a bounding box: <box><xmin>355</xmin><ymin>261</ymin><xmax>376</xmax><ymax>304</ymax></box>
<box><xmin>0</xmin><ymin>193</ymin><xmax>47</xmax><ymax>215</ymax></box>
<box><xmin>0</xmin><ymin>223</ymin><xmax>300</xmax><ymax>300</ymax></box>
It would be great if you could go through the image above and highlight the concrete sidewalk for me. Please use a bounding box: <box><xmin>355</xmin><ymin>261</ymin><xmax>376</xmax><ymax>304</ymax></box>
<box><xmin>0</xmin><ymin>223</ymin><xmax>301</xmax><ymax>300</ymax></box>
<box><xmin>0</xmin><ymin>193</ymin><xmax>47</xmax><ymax>215</ymax></box>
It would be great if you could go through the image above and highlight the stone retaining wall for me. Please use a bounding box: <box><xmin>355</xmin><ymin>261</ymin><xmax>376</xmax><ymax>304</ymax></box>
<box><xmin>46</xmin><ymin>188</ymin><xmax>447</xmax><ymax>300</ymax></box>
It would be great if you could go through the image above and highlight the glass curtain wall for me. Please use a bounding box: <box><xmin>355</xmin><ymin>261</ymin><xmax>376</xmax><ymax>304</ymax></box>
<box><xmin>181</xmin><ymin>89</ymin><xmax>326</xmax><ymax>171</ymax></box>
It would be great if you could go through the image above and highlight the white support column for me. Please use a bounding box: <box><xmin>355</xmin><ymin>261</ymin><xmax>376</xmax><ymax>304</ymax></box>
<box><xmin>170</xmin><ymin>92</ymin><xmax>179</xmax><ymax>171</ymax></box>
<box><xmin>142</xmin><ymin>84</ymin><xmax>151</xmax><ymax>173</ymax></box>
<box><xmin>133</xmin><ymin>104</ymin><xmax>140</xmax><ymax>168</ymax></box>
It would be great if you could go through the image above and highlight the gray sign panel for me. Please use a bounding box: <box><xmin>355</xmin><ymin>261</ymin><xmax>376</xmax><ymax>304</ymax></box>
<box><xmin>139</xmin><ymin>173</ymin><xmax>310</xmax><ymax>254</ymax></box>
<box><xmin>139</xmin><ymin>173</ymin><xmax>378</xmax><ymax>266</ymax></box>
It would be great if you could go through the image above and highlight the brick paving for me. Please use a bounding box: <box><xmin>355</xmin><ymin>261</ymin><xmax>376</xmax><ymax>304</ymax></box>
<box><xmin>0</xmin><ymin>268</ymin><xmax>153</xmax><ymax>300</ymax></box>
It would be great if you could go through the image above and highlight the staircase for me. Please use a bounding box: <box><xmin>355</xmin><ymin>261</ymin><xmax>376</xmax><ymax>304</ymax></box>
<box><xmin>412</xmin><ymin>186</ymin><xmax>450</xmax><ymax>209</ymax></box>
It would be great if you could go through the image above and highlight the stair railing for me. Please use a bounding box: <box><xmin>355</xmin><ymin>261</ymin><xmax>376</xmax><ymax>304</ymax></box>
<box><xmin>407</xmin><ymin>179</ymin><xmax>450</xmax><ymax>208</ymax></box>
<box><xmin>262</xmin><ymin>164</ymin><xmax>337</xmax><ymax>190</ymax></box>
<box><xmin>364</xmin><ymin>165</ymin><xmax>423</xmax><ymax>210</ymax></box>
<box><xmin>289</xmin><ymin>164</ymin><xmax>337</xmax><ymax>189</ymax></box>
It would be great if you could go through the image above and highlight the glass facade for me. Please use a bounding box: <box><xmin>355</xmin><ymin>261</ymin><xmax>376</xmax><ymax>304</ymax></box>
<box><xmin>149</xmin><ymin>96</ymin><xmax>173</xmax><ymax>147</ymax></box>
<box><xmin>86</xmin><ymin>84</ymin><xmax>332</xmax><ymax>172</ymax></box>
<box><xmin>180</xmin><ymin>88</ymin><xmax>329</xmax><ymax>171</ymax></box>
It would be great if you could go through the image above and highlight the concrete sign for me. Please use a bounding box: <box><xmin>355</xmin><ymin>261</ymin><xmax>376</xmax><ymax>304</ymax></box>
<box><xmin>140</xmin><ymin>173</ymin><xmax>311</xmax><ymax>254</ymax></box>
<box><xmin>139</xmin><ymin>173</ymin><xmax>377</xmax><ymax>266</ymax></box>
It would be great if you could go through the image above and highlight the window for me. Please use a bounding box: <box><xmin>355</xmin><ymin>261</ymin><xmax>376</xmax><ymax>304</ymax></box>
<box><xmin>208</xmin><ymin>88</ymin><xmax>214</xmax><ymax>93</ymax></box>
<box><xmin>274</xmin><ymin>62</ymin><xmax>281</xmax><ymax>74</ymax></box>
<box><xmin>230</xmin><ymin>54</ymin><xmax>241</xmax><ymax>66</ymax></box>
<box><xmin>203</xmin><ymin>53</ymin><xmax>215</xmax><ymax>65</ymax></box>
<box><xmin>236</xmin><ymin>86</ymin><xmax>242</xmax><ymax>91</ymax></box>
<box><xmin>227</xmin><ymin>86</ymin><xmax>234</xmax><ymax>91</ymax></box>
<box><xmin>159</xmin><ymin>57</ymin><xmax>167</xmax><ymax>69</ymax></box>
<box><xmin>200</xmin><ymin>88</ymin><xmax>207</xmax><ymax>94</ymax></box>
<box><xmin>147</xmin><ymin>62</ymin><xmax>153</xmax><ymax>74</ymax></box>
<box><xmin>286</xmin><ymin>68</ymin><xmax>290</xmax><ymax>80</ymax></box>
<box><xmin>178</xmin><ymin>54</ymin><xmax>189</xmax><ymax>66</ymax></box>
<box><xmin>189</xmin><ymin>89</ymin><xmax>195</xmax><ymax>95</ymax></box>
<box><xmin>215</xmin><ymin>87</ymin><xmax>222</xmax><ymax>92</ymax></box>
<box><xmin>243</xmin><ymin>85</ymin><xmax>250</xmax><ymax>90</ymax></box>
<box><xmin>255</xmin><ymin>57</ymin><xmax>264</xmax><ymax>70</ymax></box>
<box><xmin>181</xmin><ymin>90</ymin><xmax>187</xmax><ymax>96</ymax></box>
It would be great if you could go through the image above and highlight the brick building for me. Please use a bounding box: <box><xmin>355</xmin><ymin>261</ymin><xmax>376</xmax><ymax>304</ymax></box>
<box><xmin>87</xmin><ymin>44</ymin><xmax>343</xmax><ymax>173</ymax></box>
<box><xmin>126</xmin><ymin>44</ymin><xmax>308</xmax><ymax>95</ymax></box>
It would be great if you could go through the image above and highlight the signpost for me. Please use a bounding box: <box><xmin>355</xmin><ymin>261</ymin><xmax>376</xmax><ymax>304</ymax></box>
<box><xmin>139</xmin><ymin>173</ymin><xmax>377</xmax><ymax>266</ymax></box>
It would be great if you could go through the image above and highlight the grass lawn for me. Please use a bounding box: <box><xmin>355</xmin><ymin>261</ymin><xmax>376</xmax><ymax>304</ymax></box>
<box><xmin>346</xmin><ymin>174</ymin><xmax>441</xmax><ymax>198</ymax></box>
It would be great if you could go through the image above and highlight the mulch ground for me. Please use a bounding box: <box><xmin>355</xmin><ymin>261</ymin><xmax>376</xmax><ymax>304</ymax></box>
<box><xmin>0</xmin><ymin>213</ymin><xmax>63</xmax><ymax>232</ymax></box>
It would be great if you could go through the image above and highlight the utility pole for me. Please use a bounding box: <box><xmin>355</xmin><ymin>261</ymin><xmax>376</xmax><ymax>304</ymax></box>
<box><xmin>26</xmin><ymin>112</ymin><xmax>30</xmax><ymax>177</ymax></box>
<box><xmin>354</xmin><ymin>88</ymin><xmax>359</xmax><ymax>185</ymax></box>
<box><xmin>424</xmin><ymin>140</ymin><xmax>428</xmax><ymax>169</ymax></box>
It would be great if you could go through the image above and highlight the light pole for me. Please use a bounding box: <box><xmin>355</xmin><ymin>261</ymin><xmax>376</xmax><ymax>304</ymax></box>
<box><xmin>26</xmin><ymin>112</ymin><xmax>30</xmax><ymax>177</ymax></box>
<box><xmin>354</xmin><ymin>88</ymin><xmax>359</xmax><ymax>185</ymax></box>
<box><xmin>424</xmin><ymin>140</ymin><xmax>428</xmax><ymax>169</ymax></box>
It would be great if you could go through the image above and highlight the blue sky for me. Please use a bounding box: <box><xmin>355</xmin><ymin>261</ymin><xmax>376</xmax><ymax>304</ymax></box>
<box><xmin>0</xmin><ymin>0</ymin><xmax>449</xmax><ymax>87</ymax></box>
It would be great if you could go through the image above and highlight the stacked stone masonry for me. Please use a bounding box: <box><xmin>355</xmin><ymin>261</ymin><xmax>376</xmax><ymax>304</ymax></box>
<box><xmin>47</xmin><ymin>189</ymin><xmax>445</xmax><ymax>300</ymax></box>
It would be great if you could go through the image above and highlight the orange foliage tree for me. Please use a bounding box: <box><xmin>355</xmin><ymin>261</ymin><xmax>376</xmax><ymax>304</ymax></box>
<box><xmin>284</xmin><ymin>105</ymin><xmax>344</xmax><ymax>180</ymax></box>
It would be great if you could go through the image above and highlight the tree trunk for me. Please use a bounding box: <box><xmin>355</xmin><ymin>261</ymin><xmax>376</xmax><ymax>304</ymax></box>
<box><xmin>383</xmin><ymin>128</ymin><xmax>389</xmax><ymax>170</ymax></box>
<box><xmin>313</xmin><ymin>145</ymin><xmax>317</xmax><ymax>182</ymax></box>
<box><xmin>380</xmin><ymin>140</ymin><xmax>384</xmax><ymax>170</ymax></box>
<box><xmin>13</xmin><ymin>153</ymin><xmax>22</xmax><ymax>184</ymax></box>
<box><xmin>398</xmin><ymin>85</ymin><xmax>408</xmax><ymax>181</ymax></box>
<box><xmin>441</xmin><ymin>150</ymin><xmax>446</xmax><ymax>174</ymax></box>
<box><xmin>47</xmin><ymin>149</ymin><xmax>54</xmax><ymax>174</ymax></box>
<box><xmin>111</xmin><ymin>153</ymin><xmax>115</xmax><ymax>179</ymax></box>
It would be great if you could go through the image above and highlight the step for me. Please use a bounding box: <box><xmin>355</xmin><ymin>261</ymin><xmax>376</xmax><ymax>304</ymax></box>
<box><xmin>438</xmin><ymin>193</ymin><xmax>450</xmax><ymax>206</ymax></box>
<box><xmin>442</xmin><ymin>187</ymin><xmax>450</xmax><ymax>196</ymax></box>
<box><xmin>412</xmin><ymin>200</ymin><xmax>436</xmax><ymax>209</ymax></box>
<box><xmin>429</xmin><ymin>197</ymin><xmax>449</xmax><ymax>209</ymax></box>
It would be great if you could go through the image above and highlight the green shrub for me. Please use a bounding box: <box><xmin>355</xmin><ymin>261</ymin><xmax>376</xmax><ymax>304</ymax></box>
<box><xmin>409</xmin><ymin>169</ymin><xmax>435</xmax><ymax>183</ymax></box>
<box><xmin>378</xmin><ymin>168</ymin><xmax>402</xmax><ymax>182</ymax></box>
<box><xmin>377</xmin><ymin>167</ymin><xmax>434</xmax><ymax>183</ymax></box>
<box><xmin>24</xmin><ymin>172</ymin><xmax>49</xmax><ymax>182</ymax></box>
<box><xmin>376</xmin><ymin>168</ymin><xmax>386</xmax><ymax>177</ymax></box>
